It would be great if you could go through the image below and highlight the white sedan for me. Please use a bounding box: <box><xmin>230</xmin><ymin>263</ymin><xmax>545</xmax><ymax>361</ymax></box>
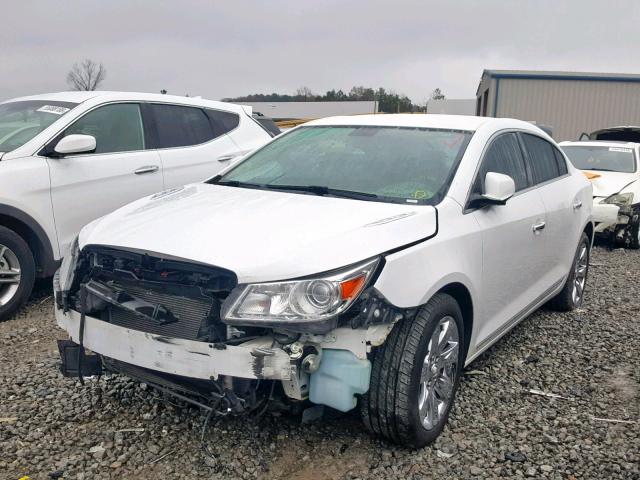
<box><xmin>55</xmin><ymin>114</ymin><xmax>593</xmax><ymax>447</ymax></box>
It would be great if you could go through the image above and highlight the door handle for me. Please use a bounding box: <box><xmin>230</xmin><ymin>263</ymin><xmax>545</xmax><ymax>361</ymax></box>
<box><xmin>217</xmin><ymin>154</ymin><xmax>236</xmax><ymax>162</ymax></box>
<box><xmin>532</xmin><ymin>221</ymin><xmax>546</xmax><ymax>233</ymax></box>
<box><xmin>134</xmin><ymin>165</ymin><xmax>159</xmax><ymax>175</ymax></box>
<box><xmin>573</xmin><ymin>200</ymin><xmax>583</xmax><ymax>210</ymax></box>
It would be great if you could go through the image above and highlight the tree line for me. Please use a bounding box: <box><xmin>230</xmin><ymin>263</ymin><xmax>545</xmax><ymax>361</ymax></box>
<box><xmin>223</xmin><ymin>86</ymin><xmax>442</xmax><ymax>113</ymax></box>
<box><xmin>63</xmin><ymin>60</ymin><xmax>447</xmax><ymax>114</ymax></box>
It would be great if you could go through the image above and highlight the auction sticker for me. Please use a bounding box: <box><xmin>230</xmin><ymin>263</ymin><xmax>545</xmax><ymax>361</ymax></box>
<box><xmin>36</xmin><ymin>105</ymin><xmax>70</xmax><ymax>115</ymax></box>
<box><xmin>609</xmin><ymin>147</ymin><xmax>632</xmax><ymax>153</ymax></box>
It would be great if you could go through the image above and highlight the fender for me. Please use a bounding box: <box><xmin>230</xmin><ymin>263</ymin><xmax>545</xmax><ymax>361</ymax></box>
<box><xmin>0</xmin><ymin>204</ymin><xmax>58</xmax><ymax>277</ymax></box>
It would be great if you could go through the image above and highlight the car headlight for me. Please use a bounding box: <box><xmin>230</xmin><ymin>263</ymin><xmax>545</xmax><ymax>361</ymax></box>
<box><xmin>603</xmin><ymin>192</ymin><xmax>634</xmax><ymax>206</ymax></box>
<box><xmin>221</xmin><ymin>258</ymin><xmax>380</xmax><ymax>330</ymax></box>
<box><xmin>58</xmin><ymin>235</ymin><xmax>80</xmax><ymax>294</ymax></box>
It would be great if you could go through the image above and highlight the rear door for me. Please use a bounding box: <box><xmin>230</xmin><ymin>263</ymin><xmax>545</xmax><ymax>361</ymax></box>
<box><xmin>470</xmin><ymin>132</ymin><xmax>548</xmax><ymax>347</ymax></box>
<box><xmin>46</xmin><ymin>102</ymin><xmax>163</xmax><ymax>255</ymax></box>
<box><xmin>144</xmin><ymin>103</ymin><xmax>241</xmax><ymax>188</ymax></box>
<box><xmin>520</xmin><ymin>133</ymin><xmax>582</xmax><ymax>286</ymax></box>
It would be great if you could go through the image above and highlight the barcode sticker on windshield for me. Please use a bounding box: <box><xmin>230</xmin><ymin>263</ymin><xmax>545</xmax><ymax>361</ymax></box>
<box><xmin>609</xmin><ymin>147</ymin><xmax>632</xmax><ymax>153</ymax></box>
<box><xmin>36</xmin><ymin>105</ymin><xmax>70</xmax><ymax>115</ymax></box>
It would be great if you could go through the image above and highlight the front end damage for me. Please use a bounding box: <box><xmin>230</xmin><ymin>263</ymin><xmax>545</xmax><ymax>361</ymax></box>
<box><xmin>592</xmin><ymin>196</ymin><xmax>640</xmax><ymax>246</ymax></box>
<box><xmin>54</xmin><ymin>245</ymin><xmax>412</xmax><ymax>416</ymax></box>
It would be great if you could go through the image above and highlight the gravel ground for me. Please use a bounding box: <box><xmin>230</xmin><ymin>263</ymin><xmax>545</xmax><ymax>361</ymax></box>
<box><xmin>0</xmin><ymin>245</ymin><xmax>638</xmax><ymax>480</ymax></box>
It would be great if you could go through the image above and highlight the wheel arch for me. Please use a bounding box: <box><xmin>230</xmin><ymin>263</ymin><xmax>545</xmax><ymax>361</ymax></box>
<box><xmin>436</xmin><ymin>282</ymin><xmax>473</xmax><ymax>361</ymax></box>
<box><xmin>0</xmin><ymin>205</ymin><xmax>58</xmax><ymax>278</ymax></box>
<box><xmin>583</xmin><ymin>220</ymin><xmax>594</xmax><ymax>246</ymax></box>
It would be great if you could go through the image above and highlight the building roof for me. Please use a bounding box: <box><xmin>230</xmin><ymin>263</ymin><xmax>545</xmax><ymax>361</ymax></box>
<box><xmin>482</xmin><ymin>69</ymin><xmax>640</xmax><ymax>82</ymax></box>
<box><xmin>236</xmin><ymin>101</ymin><xmax>378</xmax><ymax>120</ymax></box>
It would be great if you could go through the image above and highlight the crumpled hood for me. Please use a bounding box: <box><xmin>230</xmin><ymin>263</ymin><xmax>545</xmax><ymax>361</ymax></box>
<box><xmin>79</xmin><ymin>183</ymin><xmax>437</xmax><ymax>283</ymax></box>
<box><xmin>585</xmin><ymin>171</ymin><xmax>638</xmax><ymax>198</ymax></box>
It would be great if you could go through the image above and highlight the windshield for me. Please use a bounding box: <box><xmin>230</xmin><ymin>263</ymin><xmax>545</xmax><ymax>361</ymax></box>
<box><xmin>561</xmin><ymin>145</ymin><xmax>637</xmax><ymax>173</ymax></box>
<box><xmin>0</xmin><ymin>100</ymin><xmax>78</xmax><ymax>153</ymax></box>
<box><xmin>215</xmin><ymin>125</ymin><xmax>472</xmax><ymax>204</ymax></box>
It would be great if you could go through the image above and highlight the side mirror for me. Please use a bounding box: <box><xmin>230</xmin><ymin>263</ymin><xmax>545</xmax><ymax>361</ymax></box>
<box><xmin>469</xmin><ymin>172</ymin><xmax>516</xmax><ymax>208</ymax></box>
<box><xmin>53</xmin><ymin>134</ymin><xmax>96</xmax><ymax>155</ymax></box>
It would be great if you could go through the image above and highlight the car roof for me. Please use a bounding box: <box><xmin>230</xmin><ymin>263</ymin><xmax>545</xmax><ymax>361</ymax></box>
<box><xmin>1</xmin><ymin>91</ymin><xmax>250</xmax><ymax>114</ymax></box>
<box><xmin>304</xmin><ymin>114</ymin><xmax>538</xmax><ymax>133</ymax></box>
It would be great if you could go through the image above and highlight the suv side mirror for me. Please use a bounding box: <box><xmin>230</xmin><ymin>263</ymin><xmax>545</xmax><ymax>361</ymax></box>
<box><xmin>54</xmin><ymin>134</ymin><xmax>96</xmax><ymax>155</ymax></box>
<box><xmin>469</xmin><ymin>172</ymin><xmax>516</xmax><ymax>208</ymax></box>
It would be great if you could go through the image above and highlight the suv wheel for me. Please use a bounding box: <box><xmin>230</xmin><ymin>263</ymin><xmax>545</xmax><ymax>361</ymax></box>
<box><xmin>0</xmin><ymin>226</ymin><xmax>35</xmax><ymax>321</ymax></box>
<box><xmin>361</xmin><ymin>293</ymin><xmax>464</xmax><ymax>447</ymax></box>
<box><xmin>548</xmin><ymin>232</ymin><xmax>590</xmax><ymax>311</ymax></box>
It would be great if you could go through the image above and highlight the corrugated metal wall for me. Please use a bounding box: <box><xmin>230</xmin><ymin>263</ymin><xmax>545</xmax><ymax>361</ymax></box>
<box><xmin>494</xmin><ymin>78</ymin><xmax>640</xmax><ymax>141</ymax></box>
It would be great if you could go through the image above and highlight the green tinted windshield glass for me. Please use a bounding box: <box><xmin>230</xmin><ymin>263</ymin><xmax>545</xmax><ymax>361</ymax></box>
<box><xmin>219</xmin><ymin>126</ymin><xmax>472</xmax><ymax>204</ymax></box>
<box><xmin>561</xmin><ymin>145</ymin><xmax>637</xmax><ymax>173</ymax></box>
<box><xmin>0</xmin><ymin>100</ymin><xmax>78</xmax><ymax>153</ymax></box>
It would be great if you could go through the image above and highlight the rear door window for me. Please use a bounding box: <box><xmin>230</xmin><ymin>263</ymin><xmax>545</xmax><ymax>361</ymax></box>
<box><xmin>521</xmin><ymin>133</ymin><xmax>561</xmax><ymax>184</ymax></box>
<box><xmin>149</xmin><ymin>104</ymin><xmax>214</xmax><ymax>148</ymax></box>
<box><xmin>474</xmin><ymin>132</ymin><xmax>529</xmax><ymax>193</ymax></box>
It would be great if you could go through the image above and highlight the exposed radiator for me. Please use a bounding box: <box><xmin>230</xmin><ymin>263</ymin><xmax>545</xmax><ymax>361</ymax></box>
<box><xmin>108</xmin><ymin>283</ymin><xmax>214</xmax><ymax>341</ymax></box>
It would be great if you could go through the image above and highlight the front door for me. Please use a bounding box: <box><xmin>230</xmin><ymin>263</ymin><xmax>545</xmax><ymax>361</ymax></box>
<box><xmin>469</xmin><ymin>132</ymin><xmax>548</xmax><ymax>348</ymax></box>
<box><xmin>46</xmin><ymin>102</ymin><xmax>163</xmax><ymax>255</ymax></box>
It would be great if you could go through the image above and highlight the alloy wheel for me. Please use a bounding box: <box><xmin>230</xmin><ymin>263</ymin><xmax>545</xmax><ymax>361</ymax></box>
<box><xmin>418</xmin><ymin>316</ymin><xmax>459</xmax><ymax>430</ymax></box>
<box><xmin>572</xmin><ymin>243</ymin><xmax>588</xmax><ymax>306</ymax></box>
<box><xmin>0</xmin><ymin>244</ymin><xmax>21</xmax><ymax>306</ymax></box>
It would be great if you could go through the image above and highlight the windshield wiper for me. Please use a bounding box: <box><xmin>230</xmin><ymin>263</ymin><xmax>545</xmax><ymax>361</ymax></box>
<box><xmin>263</xmin><ymin>184</ymin><xmax>380</xmax><ymax>200</ymax></box>
<box><xmin>585</xmin><ymin>167</ymin><xmax>617</xmax><ymax>172</ymax></box>
<box><xmin>214</xmin><ymin>179</ymin><xmax>266</xmax><ymax>189</ymax></box>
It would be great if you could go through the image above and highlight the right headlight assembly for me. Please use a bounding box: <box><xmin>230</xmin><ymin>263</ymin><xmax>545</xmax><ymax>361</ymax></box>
<box><xmin>221</xmin><ymin>257</ymin><xmax>380</xmax><ymax>332</ymax></box>
<box><xmin>603</xmin><ymin>192</ymin><xmax>634</xmax><ymax>206</ymax></box>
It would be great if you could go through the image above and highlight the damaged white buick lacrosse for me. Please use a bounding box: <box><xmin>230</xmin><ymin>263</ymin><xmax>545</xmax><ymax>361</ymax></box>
<box><xmin>55</xmin><ymin>114</ymin><xmax>593</xmax><ymax>447</ymax></box>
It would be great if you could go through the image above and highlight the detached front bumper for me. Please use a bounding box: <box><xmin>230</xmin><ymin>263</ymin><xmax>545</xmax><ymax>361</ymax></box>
<box><xmin>54</xmin><ymin>307</ymin><xmax>292</xmax><ymax>381</ymax></box>
<box><xmin>592</xmin><ymin>200</ymin><xmax>620</xmax><ymax>232</ymax></box>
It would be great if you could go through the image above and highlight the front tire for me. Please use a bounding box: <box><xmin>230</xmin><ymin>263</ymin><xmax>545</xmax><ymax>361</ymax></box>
<box><xmin>0</xmin><ymin>226</ymin><xmax>35</xmax><ymax>321</ymax></box>
<box><xmin>361</xmin><ymin>293</ymin><xmax>464</xmax><ymax>447</ymax></box>
<box><xmin>628</xmin><ymin>211</ymin><xmax>640</xmax><ymax>250</ymax></box>
<box><xmin>548</xmin><ymin>232</ymin><xmax>590</xmax><ymax>311</ymax></box>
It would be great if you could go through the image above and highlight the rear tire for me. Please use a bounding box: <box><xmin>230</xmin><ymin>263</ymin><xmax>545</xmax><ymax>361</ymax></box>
<box><xmin>548</xmin><ymin>232</ymin><xmax>590</xmax><ymax>311</ymax></box>
<box><xmin>361</xmin><ymin>293</ymin><xmax>464</xmax><ymax>447</ymax></box>
<box><xmin>0</xmin><ymin>226</ymin><xmax>35</xmax><ymax>321</ymax></box>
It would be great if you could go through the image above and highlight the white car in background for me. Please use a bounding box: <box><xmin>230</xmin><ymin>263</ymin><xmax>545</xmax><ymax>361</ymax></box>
<box><xmin>560</xmin><ymin>140</ymin><xmax>640</xmax><ymax>248</ymax></box>
<box><xmin>55</xmin><ymin>114</ymin><xmax>592</xmax><ymax>447</ymax></box>
<box><xmin>0</xmin><ymin>91</ymin><xmax>274</xmax><ymax>320</ymax></box>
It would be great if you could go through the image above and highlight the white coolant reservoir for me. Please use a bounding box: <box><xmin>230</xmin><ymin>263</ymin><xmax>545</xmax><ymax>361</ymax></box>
<box><xmin>309</xmin><ymin>349</ymin><xmax>371</xmax><ymax>412</ymax></box>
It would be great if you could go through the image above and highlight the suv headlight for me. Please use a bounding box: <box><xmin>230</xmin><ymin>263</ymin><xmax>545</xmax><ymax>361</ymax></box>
<box><xmin>221</xmin><ymin>258</ymin><xmax>380</xmax><ymax>331</ymax></box>
<box><xmin>603</xmin><ymin>192</ymin><xmax>634</xmax><ymax>206</ymax></box>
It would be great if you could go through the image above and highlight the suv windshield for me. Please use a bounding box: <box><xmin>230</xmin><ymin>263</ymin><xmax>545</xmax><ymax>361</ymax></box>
<box><xmin>0</xmin><ymin>100</ymin><xmax>78</xmax><ymax>153</ymax></box>
<box><xmin>215</xmin><ymin>125</ymin><xmax>472</xmax><ymax>204</ymax></box>
<box><xmin>561</xmin><ymin>145</ymin><xmax>637</xmax><ymax>173</ymax></box>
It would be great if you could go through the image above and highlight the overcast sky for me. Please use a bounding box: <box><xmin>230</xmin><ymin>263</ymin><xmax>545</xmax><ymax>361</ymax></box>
<box><xmin>2</xmin><ymin>1</ymin><xmax>639</xmax><ymax>104</ymax></box>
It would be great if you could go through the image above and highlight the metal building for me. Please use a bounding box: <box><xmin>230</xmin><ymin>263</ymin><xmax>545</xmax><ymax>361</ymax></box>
<box><xmin>476</xmin><ymin>70</ymin><xmax>640</xmax><ymax>140</ymax></box>
<box><xmin>426</xmin><ymin>98</ymin><xmax>475</xmax><ymax>115</ymax></box>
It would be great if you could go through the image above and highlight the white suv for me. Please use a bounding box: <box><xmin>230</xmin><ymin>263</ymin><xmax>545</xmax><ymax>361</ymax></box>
<box><xmin>0</xmin><ymin>91</ymin><xmax>273</xmax><ymax>319</ymax></box>
<box><xmin>55</xmin><ymin>114</ymin><xmax>592</xmax><ymax>447</ymax></box>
